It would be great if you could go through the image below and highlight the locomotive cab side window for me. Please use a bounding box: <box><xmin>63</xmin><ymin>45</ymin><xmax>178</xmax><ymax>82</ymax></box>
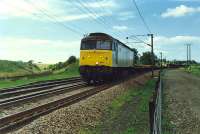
<box><xmin>81</xmin><ymin>40</ymin><xmax>112</xmax><ymax>50</ymax></box>
<box><xmin>81</xmin><ymin>40</ymin><xmax>96</xmax><ymax>50</ymax></box>
<box><xmin>96</xmin><ymin>41</ymin><xmax>111</xmax><ymax>50</ymax></box>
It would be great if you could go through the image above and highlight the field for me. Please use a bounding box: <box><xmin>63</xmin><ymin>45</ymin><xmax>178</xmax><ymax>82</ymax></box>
<box><xmin>0</xmin><ymin>62</ymin><xmax>79</xmax><ymax>89</ymax></box>
<box><xmin>187</xmin><ymin>65</ymin><xmax>200</xmax><ymax>76</ymax></box>
<box><xmin>0</xmin><ymin>60</ymin><xmax>41</xmax><ymax>78</ymax></box>
<box><xmin>162</xmin><ymin>69</ymin><xmax>200</xmax><ymax>134</ymax></box>
<box><xmin>36</xmin><ymin>63</ymin><xmax>50</xmax><ymax>71</ymax></box>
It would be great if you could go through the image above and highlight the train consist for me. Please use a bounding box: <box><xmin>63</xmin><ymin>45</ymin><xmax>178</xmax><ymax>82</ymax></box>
<box><xmin>79</xmin><ymin>33</ymin><xmax>135</xmax><ymax>83</ymax></box>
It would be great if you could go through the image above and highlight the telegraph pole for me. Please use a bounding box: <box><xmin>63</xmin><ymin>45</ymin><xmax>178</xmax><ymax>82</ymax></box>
<box><xmin>148</xmin><ymin>34</ymin><xmax>154</xmax><ymax>77</ymax></box>
<box><xmin>186</xmin><ymin>44</ymin><xmax>191</xmax><ymax>66</ymax></box>
<box><xmin>186</xmin><ymin>44</ymin><xmax>189</xmax><ymax>66</ymax></box>
<box><xmin>187</xmin><ymin>44</ymin><xmax>188</xmax><ymax>65</ymax></box>
<box><xmin>160</xmin><ymin>52</ymin><xmax>163</xmax><ymax>69</ymax></box>
<box><xmin>126</xmin><ymin>33</ymin><xmax>154</xmax><ymax>77</ymax></box>
<box><xmin>189</xmin><ymin>44</ymin><xmax>191</xmax><ymax>64</ymax></box>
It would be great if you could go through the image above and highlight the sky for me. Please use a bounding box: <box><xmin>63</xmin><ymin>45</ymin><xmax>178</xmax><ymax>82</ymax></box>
<box><xmin>0</xmin><ymin>0</ymin><xmax>200</xmax><ymax>63</ymax></box>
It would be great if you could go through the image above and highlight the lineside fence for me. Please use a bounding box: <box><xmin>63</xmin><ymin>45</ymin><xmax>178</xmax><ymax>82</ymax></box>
<box><xmin>149</xmin><ymin>71</ymin><xmax>162</xmax><ymax>134</ymax></box>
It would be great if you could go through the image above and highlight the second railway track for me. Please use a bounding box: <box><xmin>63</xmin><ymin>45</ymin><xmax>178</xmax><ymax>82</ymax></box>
<box><xmin>0</xmin><ymin>77</ymin><xmax>87</xmax><ymax>109</ymax></box>
<box><xmin>0</xmin><ymin>77</ymin><xmax>82</xmax><ymax>95</ymax></box>
<box><xmin>0</xmin><ymin>70</ymin><xmax>154</xmax><ymax>133</ymax></box>
<box><xmin>0</xmin><ymin>84</ymin><xmax>113</xmax><ymax>133</ymax></box>
<box><xmin>0</xmin><ymin>81</ymin><xmax>87</xmax><ymax>109</ymax></box>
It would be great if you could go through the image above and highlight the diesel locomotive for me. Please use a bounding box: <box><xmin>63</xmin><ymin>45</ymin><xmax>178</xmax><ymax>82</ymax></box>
<box><xmin>79</xmin><ymin>33</ymin><xmax>135</xmax><ymax>83</ymax></box>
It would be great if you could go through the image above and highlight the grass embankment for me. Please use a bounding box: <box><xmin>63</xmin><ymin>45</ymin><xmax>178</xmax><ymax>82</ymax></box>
<box><xmin>0</xmin><ymin>60</ymin><xmax>40</xmax><ymax>78</ymax></box>
<box><xmin>81</xmin><ymin>79</ymin><xmax>156</xmax><ymax>134</ymax></box>
<box><xmin>186</xmin><ymin>65</ymin><xmax>200</xmax><ymax>76</ymax></box>
<box><xmin>0</xmin><ymin>62</ymin><xmax>79</xmax><ymax>89</ymax></box>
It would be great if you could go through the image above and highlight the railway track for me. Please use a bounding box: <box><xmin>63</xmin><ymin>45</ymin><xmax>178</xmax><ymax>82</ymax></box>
<box><xmin>0</xmin><ymin>84</ymin><xmax>112</xmax><ymax>133</ymax></box>
<box><xmin>0</xmin><ymin>78</ymin><xmax>83</xmax><ymax>99</ymax></box>
<box><xmin>0</xmin><ymin>77</ymin><xmax>87</xmax><ymax>109</ymax></box>
<box><xmin>0</xmin><ymin>82</ymin><xmax>87</xmax><ymax>109</ymax></box>
<box><xmin>0</xmin><ymin>70</ymin><xmax>155</xmax><ymax>133</ymax></box>
<box><xmin>0</xmin><ymin>77</ymin><xmax>82</xmax><ymax>94</ymax></box>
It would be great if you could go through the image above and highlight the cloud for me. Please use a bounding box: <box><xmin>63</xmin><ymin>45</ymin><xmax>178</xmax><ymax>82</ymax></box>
<box><xmin>0</xmin><ymin>37</ymin><xmax>80</xmax><ymax>63</ymax></box>
<box><xmin>118</xmin><ymin>11</ymin><xmax>135</xmax><ymax>21</ymax></box>
<box><xmin>161</xmin><ymin>5</ymin><xmax>200</xmax><ymax>18</ymax></box>
<box><xmin>171</xmin><ymin>0</ymin><xmax>200</xmax><ymax>2</ymax></box>
<box><xmin>154</xmin><ymin>35</ymin><xmax>200</xmax><ymax>45</ymax></box>
<box><xmin>1</xmin><ymin>35</ymin><xmax>200</xmax><ymax>63</ymax></box>
<box><xmin>82</xmin><ymin>0</ymin><xmax>117</xmax><ymax>8</ymax></box>
<box><xmin>153</xmin><ymin>35</ymin><xmax>200</xmax><ymax>61</ymax></box>
<box><xmin>52</xmin><ymin>13</ymin><xmax>110</xmax><ymax>22</ymax></box>
<box><xmin>112</xmin><ymin>25</ymin><xmax>128</xmax><ymax>31</ymax></box>
<box><xmin>0</xmin><ymin>0</ymin><xmax>114</xmax><ymax>22</ymax></box>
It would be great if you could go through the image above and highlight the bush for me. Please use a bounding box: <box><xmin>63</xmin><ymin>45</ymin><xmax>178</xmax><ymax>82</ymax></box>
<box><xmin>66</xmin><ymin>56</ymin><xmax>76</xmax><ymax>65</ymax></box>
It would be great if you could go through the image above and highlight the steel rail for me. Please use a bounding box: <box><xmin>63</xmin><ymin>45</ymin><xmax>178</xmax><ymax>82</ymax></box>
<box><xmin>0</xmin><ymin>69</ymin><xmax>157</xmax><ymax>133</ymax></box>
<box><xmin>0</xmin><ymin>79</ymin><xmax>83</xmax><ymax>99</ymax></box>
<box><xmin>0</xmin><ymin>77</ymin><xmax>81</xmax><ymax>94</ymax></box>
<box><xmin>0</xmin><ymin>82</ymin><xmax>87</xmax><ymax>109</ymax></box>
<box><xmin>0</xmin><ymin>84</ymin><xmax>112</xmax><ymax>133</ymax></box>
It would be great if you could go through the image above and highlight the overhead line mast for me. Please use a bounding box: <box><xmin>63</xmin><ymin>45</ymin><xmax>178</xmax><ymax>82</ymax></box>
<box><xmin>186</xmin><ymin>44</ymin><xmax>192</xmax><ymax>66</ymax></box>
<box><xmin>129</xmin><ymin>0</ymin><xmax>155</xmax><ymax>76</ymax></box>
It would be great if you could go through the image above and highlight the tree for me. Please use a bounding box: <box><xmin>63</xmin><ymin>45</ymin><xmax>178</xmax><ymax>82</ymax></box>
<box><xmin>27</xmin><ymin>60</ymin><xmax>34</xmax><ymax>70</ymax></box>
<box><xmin>66</xmin><ymin>56</ymin><xmax>76</xmax><ymax>65</ymax></box>
<box><xmin>28</xmin><ymin>60</ymin><xmax>34</xmax><ymax>65</ymax></box>
<box><xmin>55</xmin><ymin>62</ymin><xmax>63</xmax><ymax>70</ymax></box>
<box><xmin>132</xmin><ymin>48</ymin><xmax>139</xmax><ymax>64</ymax></box>
<box><xmin>140</xmin><ymin>51</ymin><xmax>157</xmax><ymax>65</ymax></box>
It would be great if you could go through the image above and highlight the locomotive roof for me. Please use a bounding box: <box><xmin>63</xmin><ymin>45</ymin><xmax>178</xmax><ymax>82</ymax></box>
<box><xmin>82</xmin><ymin>32</ymin><xmax>134</xmax><ymax>51</ymax></box>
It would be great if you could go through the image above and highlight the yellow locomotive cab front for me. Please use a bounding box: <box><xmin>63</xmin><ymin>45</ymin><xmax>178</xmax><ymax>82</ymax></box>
<box><xmin>80</xmin><ymin>50</ymin><xmax>112</xmax><ymax>67</ymax></box>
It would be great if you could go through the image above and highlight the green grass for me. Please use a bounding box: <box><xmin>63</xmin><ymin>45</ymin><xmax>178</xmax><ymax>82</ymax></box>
<box><xmin>120</xmin><ymin>80</ymin><xmax>156</xmax><ymax>134</ymax></box>
<box><xmin>80</xmin><ymin>79</ymin><xmax>156</xmax><ymax>134</ymax></box>
<box><xmin>0</xmin><ymin>62</ymin><xmax>79</xmax><ymax>89</ymax></box>
<box><xmin>186</xmin><ymin>65</ymin><xmax>200</xmax><ymax>76</ymax></box>
<box><xmin>0</xmin><ymin>60</ymin><xmax>40</xmax><ymax>78</ymax></box>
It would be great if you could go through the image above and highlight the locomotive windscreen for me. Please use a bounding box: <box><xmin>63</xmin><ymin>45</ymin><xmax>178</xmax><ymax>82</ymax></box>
<box><xmin>81</xmin><ymin>40</ymin><xmax>112</xmax><ymax>50</ymax></box>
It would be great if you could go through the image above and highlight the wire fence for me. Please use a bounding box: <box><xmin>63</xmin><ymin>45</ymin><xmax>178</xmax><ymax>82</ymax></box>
<box><xmin>149</xmin><ymin>71</ymin><xmax>162</xmax><ymax>134</ymax></box>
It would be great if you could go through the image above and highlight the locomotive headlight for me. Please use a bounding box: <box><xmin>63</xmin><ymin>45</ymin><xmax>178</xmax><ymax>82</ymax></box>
<box><xmin>96</xmin><ymin>62</ymin><xmax>99</xmax><ymax>65</ymax></box>
<box><xmin>105</xmin><ymin>57</ymin><xmax>108</xmax><ymax>60</ymax></box>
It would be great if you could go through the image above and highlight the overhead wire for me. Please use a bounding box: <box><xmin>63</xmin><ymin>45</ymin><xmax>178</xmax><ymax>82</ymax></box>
<box><xmin>24</xmin><ymin>0</ymin><xmax>84</xmax><ymax>37</ymax></box>
<box><xmin>123</xmin><ymin>0</ymin><xmax>152</xmax><ymax>46</ymax></box>
<box><xmin>76</xmin><ymin>0</ymin><xmax>111</xmax><ymax>29</ymax></box>
<box><xmin>31</xmin><ymin>0</ymin><xmax>90</xmax><ymax>33</ymax></box>
<box><xmin>128</xmin><ymin>35</ymin><xmax>149</xmax><ymax>45</ymax></box>
<box><xmin>15</xmin><ymin>0</ymin><xmax>151</xmax><ymax>45</ymax></box>
<box><xmin>93</xmin><ymin>0</ymin><xmax>150</xmax><ymax>44</ymax></box>
<box><xmin>131</xmin><ymin>0</ymin><xmax>152</xmax><ymax>34</ymax></box>
<box><xmin>25</xmin><ymin>0</ymin><xmax>123</xmax><ymax>40</ymax></box>
<box><xmin>69</xmin><ymin>0</ymin><xmax>108</xmax><ymax>33</ymax></box>
<box><xmin>92</xmin><ymin>0</ymin><xmax>129</xmax><ymax>42</ymax></box>
<box><xmin>75</xmin><ymin>0</ymin><xmax>123</xmax><ymax>39</ymax></box>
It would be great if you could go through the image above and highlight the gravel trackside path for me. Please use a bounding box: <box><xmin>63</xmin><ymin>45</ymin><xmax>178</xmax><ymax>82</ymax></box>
<box><xmin>9</xmin><ymin>72</ymin><xmax>154</xmax><ymax>134</ymax></box>
<box><xmin>163</xmin><ymin>69</ymin><xmax>200</xmax><ymax>134</ymax></box>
